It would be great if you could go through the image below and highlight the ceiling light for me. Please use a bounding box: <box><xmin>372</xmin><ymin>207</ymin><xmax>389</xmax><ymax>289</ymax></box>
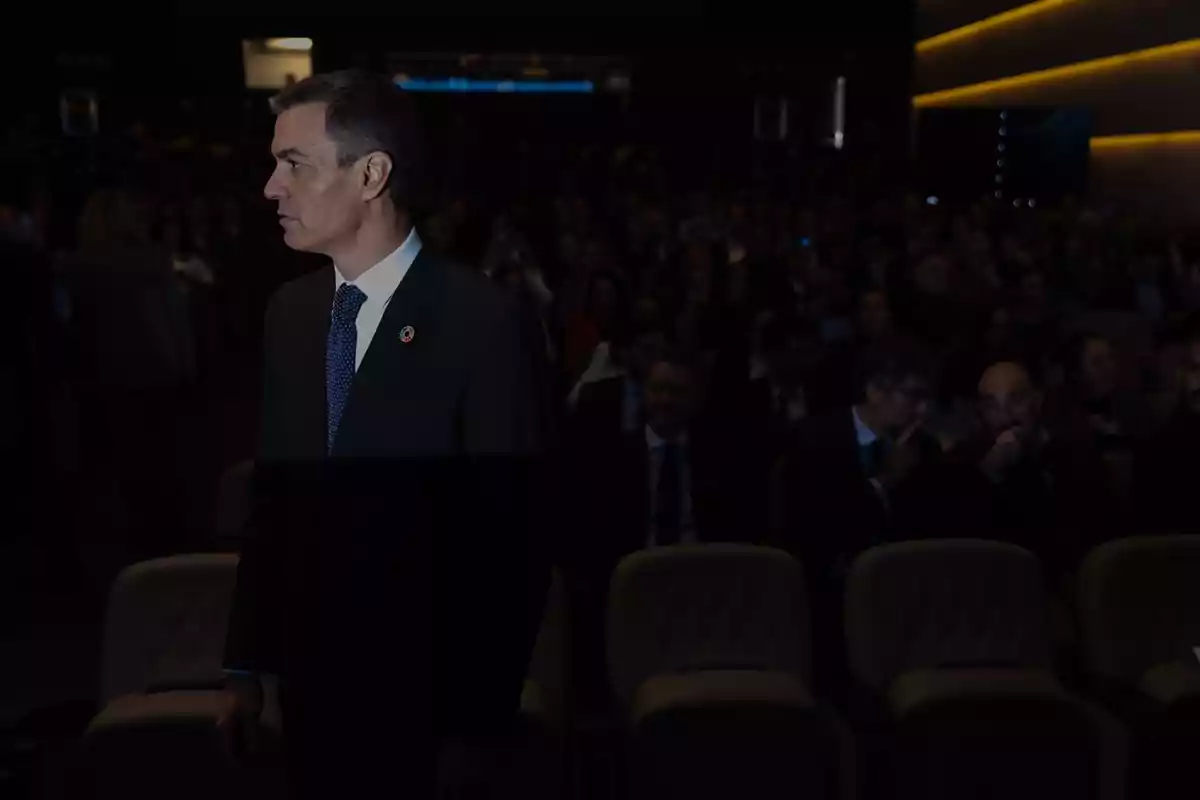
<box><xmin>266</xmin><ymin>38</ymin><xmax>313</xmax><ymax>52</ymax></box>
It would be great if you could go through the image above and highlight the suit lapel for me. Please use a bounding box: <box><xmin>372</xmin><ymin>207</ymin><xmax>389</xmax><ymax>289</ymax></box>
<box><xmin>357</xmin><ymin>250</ymin><xmax>442</xmax><ymax>379</ymax></box>
<box><xmin>333</xmin><ymin>251</ymin><xmax>445</xmax><ymax>455</ymax></box>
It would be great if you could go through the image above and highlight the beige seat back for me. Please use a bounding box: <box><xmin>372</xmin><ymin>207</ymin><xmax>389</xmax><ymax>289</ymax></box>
<box><xmin>1077</xmin><ymin>535</ymin><xmax>1200</xmax><ymax>682</ymax></box>
<box><xmin>845</xmin><ymin>539</ymin><xmax>1053</xmax><ymax>693</ymax></box>
<box><xmin>100</xmin><ymin>554</ymin><xmax>240</xmax><ymax>704</ymax></box>
<box><xmin>522</xmin><ymin>568</ymin><xmax>568</xmax><ymax>725</ymax></box>
<box><xmin>607</xmin><ymin>544</ymin><xmax>810</xmax><ymax>710</ymax></box>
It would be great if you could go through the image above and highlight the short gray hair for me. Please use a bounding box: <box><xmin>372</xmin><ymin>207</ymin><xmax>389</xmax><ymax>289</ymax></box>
<box><xmin>271</xmin><ymin>69</ymin><xmax>422</xmax><ymax>208</ymax></box>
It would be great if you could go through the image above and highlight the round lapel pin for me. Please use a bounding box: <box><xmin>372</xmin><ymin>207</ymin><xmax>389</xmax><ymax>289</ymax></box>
<box><xmin>399</xmin><ymin>325</ymin><xmax>416</xmax><ymax>344</ymax></box>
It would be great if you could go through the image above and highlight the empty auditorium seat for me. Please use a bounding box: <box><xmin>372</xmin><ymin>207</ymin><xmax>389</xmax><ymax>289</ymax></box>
<box><xmin>1077</xmin><ymin>535</ymin><xmax>1200</xmax><ymax>800</ymax></box>
<box><xmin>505</xmin><ymin>568</ymin><xmax>569</xmax><ymax>799</ymax></box>
<box><xmin>98</xmin><ymin>554</ymin><xmax>240</xmax><ymax>703</ymax></box>
<box><xmin>608</xmin><ymin>544</ymin><xmax>855</xmax><ymax>800</ymax></box>
<box><xmin>522</xmin><ymin>568</ymin><xmax>569</xmax><ymax>730</ymax></box>
<box><xmin>845</xmin><ymin>539</ymin><xmax>1127</xmax><ymax>800</ymax></box>
<box><xmin>85</xmin><ymin>554</ymin><xmax>260</xmax><ymax>798</ymax></box>
<box><xmin>1078</xmin><ymin>535</ymin><xmax>1200</xmax><ymax>702</ymax></box>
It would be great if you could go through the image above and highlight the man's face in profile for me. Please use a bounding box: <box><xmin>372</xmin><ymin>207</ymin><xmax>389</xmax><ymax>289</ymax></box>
<box><xmin>263</xmin><ymin>102</ymin><xmax>363</xmax><ymax>255</ymax></box>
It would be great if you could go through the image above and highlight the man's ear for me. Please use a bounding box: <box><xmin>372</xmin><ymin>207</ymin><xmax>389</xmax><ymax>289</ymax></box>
<box><xmin>360</xmin><ymin>152</ymin><xmax>394</xmax><ymax>202</ymax></box>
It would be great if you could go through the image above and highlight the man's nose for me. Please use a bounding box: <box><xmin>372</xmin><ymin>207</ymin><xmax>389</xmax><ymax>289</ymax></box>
<box><xmin>264</xmin><ymin>171</ymin><xmax>285</xmax><ymax>201</ymax></box>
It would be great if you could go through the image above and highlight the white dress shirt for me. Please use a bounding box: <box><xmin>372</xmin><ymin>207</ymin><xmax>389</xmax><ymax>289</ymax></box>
<box><xmin>852</xmin><ymin>405</ymin><xmax>888</xmax><ymax>506</ymax></box>
<box><xmin>645</xmin><ymin>424</ymin><xmax>696</xmax><ymax>546</ymax></box>
<box><xmin>333</xmin><ymin>229</ymin><xmax>422</xmax><ymax>370</ymax></box>
<box><xmin>851</xmin><ymin>405</ymin><xmax>877</xmax><ymax>449</ymax></box>
<box><xmin>566</xmin><ymin>341</ymin><xmax>623</xmax><ymax>408</ymax></box>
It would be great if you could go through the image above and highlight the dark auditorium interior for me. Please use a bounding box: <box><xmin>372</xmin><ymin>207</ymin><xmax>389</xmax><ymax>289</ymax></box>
<box><xmin>3</xmin><ymin>3</ymin><xmax>1200</xmax><ymax>798</ymax></box>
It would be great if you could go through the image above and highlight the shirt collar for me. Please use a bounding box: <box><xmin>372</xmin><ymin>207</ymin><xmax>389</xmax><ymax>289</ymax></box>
<box><xmin>334</xmin><ymin>228</ymin><xmax>422</xmax><ymax>302</ymax></box>
<box><xmin>851</xmin><ymin>405</ymin><xmax>878</xmax><ymax>446</ymax></box>
<box><xmin>645</xmin><ymin>423</ymin><xmax>687</xmax><ymax>449</ymax></box>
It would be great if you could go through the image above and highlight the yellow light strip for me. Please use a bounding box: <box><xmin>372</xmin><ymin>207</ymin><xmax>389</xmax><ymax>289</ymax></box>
<box><xmin>1091</xmin><ymin>130</ymin><xmax>1200</xmax><ymax>150</ymax></box>
<box><xmin>913</xmin><ymin>38</ymin><xmax>1200</xmax><ymax>107</ymax></box>
<box><xmin>917</xmin><ymin>0</ymin><xmax>1081</xmax><ymax>54</ymax></box>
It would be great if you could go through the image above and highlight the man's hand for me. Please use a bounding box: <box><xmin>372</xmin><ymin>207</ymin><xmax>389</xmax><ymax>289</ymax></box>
<box><xmin>224</xmin><ymin>672</ymin><xmax>264</xmax><ymax>756</ymax></box>
<box><xmin>980</xmin><ymin>428</ymin><xmax>1023</xmax><ymax>483</ymax></box>
<box><xmin>878</xmin><ymin>422</ymin><xmax>924</xmax><ymax>492</ymax></box>
<box><xmin>878</xmin><ymin>438</ymin><xmax>922</xmax><ymax>492</ymax></box>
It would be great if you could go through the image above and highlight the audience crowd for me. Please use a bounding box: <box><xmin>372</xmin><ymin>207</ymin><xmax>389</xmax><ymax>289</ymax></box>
<box><xmin>3</xmin><ymin>135</ymin><xmax>1200</xmax><ymax>718</ymax></box>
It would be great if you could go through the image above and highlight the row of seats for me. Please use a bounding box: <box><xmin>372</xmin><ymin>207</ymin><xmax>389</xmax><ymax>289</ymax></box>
<box><xmin>81</xmin><ymin>536</ymin><xmax>1199</xmax><ymax>799</ymax></box>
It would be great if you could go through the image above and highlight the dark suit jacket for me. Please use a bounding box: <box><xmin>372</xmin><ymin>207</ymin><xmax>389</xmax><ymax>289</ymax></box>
<box><xmin>771</xmin><ymin>409</ymin><xmax>946</xmax><ymax>698</ymax></box>
<box><xmin>944</xmin><ymin>433</ymin><xmax>1120</xmax><ymax>581</ymax></box>
<box><xmin>773</xmin><ymin>409</ymin><xmax>946</xmax><ymax>578</ymax></box>
<box><xmin>225</xmin><ymin>250</ymin><xmax>550</xmax><ymax>752</ymax></box>
<box><xmin>1136</xmin><ymin>409</ymin><xmax>1200</xmax><ymax>534</ymax></box>
<box><xmin>570</xmin><ymin>373</ymin><xmax>634</xmax><ymax>445</ymax></box>
<box><xmin>566</xmin><ymin>425</ymin><xmax>764</xmax><ymax>580</ymax></box>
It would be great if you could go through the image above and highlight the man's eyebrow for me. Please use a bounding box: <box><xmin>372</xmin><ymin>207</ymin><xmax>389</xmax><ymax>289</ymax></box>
<box><xmin>273</xmin><ymin>147</ymin><xmax>308</xmax><ymax>161</ymax></box>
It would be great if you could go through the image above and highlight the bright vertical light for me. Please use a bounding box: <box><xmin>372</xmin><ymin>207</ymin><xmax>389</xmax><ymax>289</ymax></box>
<box><xmin>833</xmin><ymin>76</ymin><xmax>846</xmax><ymax>150</ymax></box>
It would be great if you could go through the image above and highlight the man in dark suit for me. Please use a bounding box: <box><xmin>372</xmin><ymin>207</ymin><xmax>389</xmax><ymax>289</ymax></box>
<box><xmin>568</xmin><ymin>317</ymin><xmax>668</xmax><ymax>444</ymax></box>
<box><xmin>945</xmin><ymin>360</ymin><xmax>1118</xmax><ymax>583</ymax></box>
<box><xmin>773</xmin><ymin>343</ymin><xmax>942</xmax><ymax>569</ymax></box>
<box><xmin>222</xmin><ymin>71</ymin><xmax>549</xmax><ymax>799</ymax></box>
<box><xmin>571</xmin><ymin>348</ymin><xmax>763</xmax><ymax>564</ymax></box>
<box><xmin>771</xmin><ymin>343</ymin><xmax>943</xmax><ymax>695</ymax></box>
<box><xmin>564</xmin><ymin>348</ymin><xmax>763</xmax><ymax>710</ymax></box>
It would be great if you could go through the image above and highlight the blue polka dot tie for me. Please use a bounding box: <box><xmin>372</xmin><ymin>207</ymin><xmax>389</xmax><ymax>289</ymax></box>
<box><xmin>326</xmin><ymin>284</ymin><xmax>367</xmax><ymax>454</ymax></box>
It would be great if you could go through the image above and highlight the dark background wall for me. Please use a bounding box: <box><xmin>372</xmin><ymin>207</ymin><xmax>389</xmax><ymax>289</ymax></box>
<box><xmin>912</xmin><ymin>0</ymin><xmax>1200</xmax><ymax>223</ymax></box>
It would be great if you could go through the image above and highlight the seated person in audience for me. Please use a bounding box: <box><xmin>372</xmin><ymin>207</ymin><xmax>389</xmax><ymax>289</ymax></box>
<box><xmin>564</xmin><ymin>347</ymin><xmax>764</xmax><ymax>710</ymax></box>
<box><xmin>808</xmin><ymin>289</ymin><xmax>897</xmax><ymax>414</ymax></box>
<box><xmin>947</xmin><ymin>361</ymin><xmax>1117</xmax><ymax>581</ymax></box>
<box><xmin>569</xmin><ymin>347</ymin><xmax>764</xmax><ymax>571</ymax></box>
<box><xmin>1047</xmin><ymin>333</ymin><xmax>1152</xmax><ymax>449</ymax></box>
<box><xmin>1047</xmin><ymin>333</ymin><xmax>1153</xmax><ymax>518</ymax></box>
<box><xmin>567</xmin><ymin>317</ymin><xmax>668</xmax><ymax>441</ymax></box>
<box><xmin>737</xmin><ymin>311</ymin><xmax>812</xmax><ymax>450</ymax></box>
<box><xmin>1136</xmin><ymin>333</ymin><xmax>1200</xmax><ymax>532</ymax></box>
<box><xmin>772</xmin><ymin>342</ymin><xmax>945</xmax><ymax>583</ymax></box>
